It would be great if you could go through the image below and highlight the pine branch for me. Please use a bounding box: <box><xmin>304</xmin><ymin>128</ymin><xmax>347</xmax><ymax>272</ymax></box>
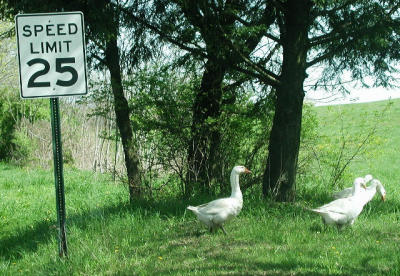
<box><xmin>117</xmin><ymin>4</ymin><xmax>207</xmax><ymax>60</ymax></box>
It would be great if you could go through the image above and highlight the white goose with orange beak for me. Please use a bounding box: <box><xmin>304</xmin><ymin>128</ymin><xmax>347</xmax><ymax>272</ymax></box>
<box><xmin>333</xmin><ymin>177</ymin><xmax>386</xmax><ymax>203</ymax></box>
<box><xmin>333</xmin><ymin>174</ymin><xmax>373</xmax><ymax>199</ymax></box>
<box><xmin>310</xmin><ymin>177</ymin><xmax>368</xmax><ymax>228</ymax></box>
<box><xmin>187</xmin><ymin>165</ymin><xmax>251</xmax><ymax>234</ymax></box>
<box><xmin>362</xmin><ymin>179</ymin><xmax>386</xmax><ymax>203</ymax></box>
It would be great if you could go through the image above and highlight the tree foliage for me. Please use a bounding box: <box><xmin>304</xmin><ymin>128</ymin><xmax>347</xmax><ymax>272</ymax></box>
<box><xmin>1</xmin><ymin>0</ymin><xmax>400</xmax><ymax>202</ymax></box>
<box><xmin>202</xmin><ymin>0</ymin><xmax>400</xmax><ymax>201</ymax></box>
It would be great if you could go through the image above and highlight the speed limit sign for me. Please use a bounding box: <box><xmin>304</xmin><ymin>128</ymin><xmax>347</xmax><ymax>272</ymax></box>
<box><xmin>15</xmin><ymin>12</ymin><xmax>87</xmax><ymax>98</ymax></box>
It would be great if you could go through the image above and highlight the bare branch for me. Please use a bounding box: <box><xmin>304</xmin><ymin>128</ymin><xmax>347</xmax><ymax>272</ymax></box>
<box><xmin>0</xmin><ymin>27</ymin><xmax>15</xmax><ymax>39</ymax></box>
<box><xmin>231</xmin><ymin>63</ymin><xmax>279</xmax><ymax>88</ymax></box>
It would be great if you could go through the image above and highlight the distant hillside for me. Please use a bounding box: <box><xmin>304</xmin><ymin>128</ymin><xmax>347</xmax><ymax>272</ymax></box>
<box><xmin>309</xmin><ymin>98</ymin><xmax>400</xmax><ymax>200</ymax></box>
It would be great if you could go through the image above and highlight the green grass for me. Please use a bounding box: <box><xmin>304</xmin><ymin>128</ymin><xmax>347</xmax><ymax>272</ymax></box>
<box><xmin>1</xmin><ymin>99</ymin><xmax>400</xmax><ymax>275</ymax></box>
<box><xmin>313</xmin><ymin>99</ymin><xmax>400</xmax><ymax>196</ymax></box>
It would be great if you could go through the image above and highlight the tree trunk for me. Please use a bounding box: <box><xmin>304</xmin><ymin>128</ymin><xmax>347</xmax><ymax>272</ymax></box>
<box><xmin>178</xmin><ymin>1</ymin><xmax>272</xmax><ymax>196</ymax></box>
<box><xmin>262</xmin><ymin>0</ymin><xmax>311</xmax><ymax>201</ymax></box>
<box><xmin>105</xmin><ymin>36</ymin><xmax>141</xmax><ymax>202</ymax></box>
<box><xmin>186</xmin><ymin>60</ymin><xmax>225</xmax><ymax>196</ymax></box>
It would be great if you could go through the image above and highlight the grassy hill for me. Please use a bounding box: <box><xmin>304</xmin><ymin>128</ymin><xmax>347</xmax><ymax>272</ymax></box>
<box><xmin>312</xmin><ymin>99</ymin><xmax>400</xmax><ymax>198</ymax></box>
<box><xmin>1</xmin><ymin>99</ymin><xmax>399</xmax><ymax>275</ymax></box>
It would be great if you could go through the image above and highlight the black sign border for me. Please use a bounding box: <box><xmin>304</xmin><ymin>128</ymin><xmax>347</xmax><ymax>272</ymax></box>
<box><xmin>15</xmin><ymin>11</ymin><xmax>88</xmax><ymax>99</ymax></box>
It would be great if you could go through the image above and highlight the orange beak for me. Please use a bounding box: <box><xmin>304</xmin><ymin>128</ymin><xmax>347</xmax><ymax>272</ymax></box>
<box><xmin>361</xmin><ymin>183</ymin><xmax>367</xmax><ymax>189</ymax></box>
<box><xmin>381</xmin><ymin>195</ymin><xmax>386</xmax><ymax>202</ymax></box>
<box><xmin>244</xmin><ymin>167</ymin><xmax>251</xmax><ymax>174</ymax></box>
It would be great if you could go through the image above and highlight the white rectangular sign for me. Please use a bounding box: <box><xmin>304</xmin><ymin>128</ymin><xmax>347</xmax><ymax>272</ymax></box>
<box><xmin>15</xmin><ymin>12</ymin><xmax>88</xmax><ymax>98</ymax></box>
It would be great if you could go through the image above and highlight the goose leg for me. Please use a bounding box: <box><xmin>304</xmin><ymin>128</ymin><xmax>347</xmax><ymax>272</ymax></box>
<box><xmin>220</xmin><ymin>225</ymin><xmax>227</xmax><ymax>235</ymax></box>
<box><xmin>336</xmin><ymin>223</ymin><xmax>345</xmax><ymax>231</ymax></box>
<box><xmin>321</xmin><ymin>218</ymin><xmax>328</xmax><ymax>231</ymax></box>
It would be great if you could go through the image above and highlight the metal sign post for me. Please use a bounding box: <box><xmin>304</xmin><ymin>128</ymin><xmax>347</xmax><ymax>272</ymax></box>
<box><xmin>50</xmin><ymin>98</ymin><xmax>68</xmax><ymax>257</ymax></box>
<box><xmin>15</xmin><ymin>11</ymin><xmax>88</xmax><ymax>257</ymax></box>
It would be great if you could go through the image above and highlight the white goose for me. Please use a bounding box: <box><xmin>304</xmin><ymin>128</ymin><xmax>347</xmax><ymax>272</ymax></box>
<box><xmin>361</xmin><ymin>179</ymin><xmax>386</xmax><ymax>203</ymax></box>
<box><xmin>333</xmin><ymin>177</ymin><xmax>386</xmax><ymax>203</ymax></box>
<box><xmin>332</xmin><ymin>174</ymin><xmax>373</xmax><ymax>199</ymax></box>
<box><xmin>310</xmin><ymin>178</ymin><xmax>367</xmax><ymax>228</ymax></box>
<box><xmin>187</xmin><ymin>165</ymin><xmax>251</xmax><ymax>234</ymax></box>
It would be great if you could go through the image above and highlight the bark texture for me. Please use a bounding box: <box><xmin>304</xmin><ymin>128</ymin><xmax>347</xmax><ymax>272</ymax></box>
<box><xmin>262</xmin><ymin>0</ymin><xmax>312</xmax><ymax>201</ymax></box>
<box><xmin>105</xmin><ymin>36</ymin><xmax>141</xmax><ymax>202</ymax></box>
<box><xmin>186</xmin><ymin>60</ymin><xmax>225</xmax><ymax>195</ymax></box>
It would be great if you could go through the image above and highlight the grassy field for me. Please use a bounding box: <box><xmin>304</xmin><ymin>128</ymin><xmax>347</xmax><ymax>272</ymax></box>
<box><xmin>1</xmin><ymin>99</ymin><xmax>400</xmax><ymax>275</ymax></box>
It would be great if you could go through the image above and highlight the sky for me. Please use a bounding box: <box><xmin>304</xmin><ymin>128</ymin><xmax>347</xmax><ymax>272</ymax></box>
<box><xmin>305</xmin><ymin>87</ymin><xmax>400</xmax><ymax>106</ymax></box>
<box><xmin>303</xmin><ymin>66</ymin><xmax>400</xmax><ymax>106</ymax></box>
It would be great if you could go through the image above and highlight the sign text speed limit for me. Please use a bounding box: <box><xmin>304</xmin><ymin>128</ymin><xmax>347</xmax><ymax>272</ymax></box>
<box><xmin>15</xmin><ymin>12</ymin><xmax>87</xmax><ymax>98</ymax></box>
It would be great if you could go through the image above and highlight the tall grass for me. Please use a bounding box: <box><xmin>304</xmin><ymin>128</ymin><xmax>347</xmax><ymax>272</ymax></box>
<box><xmin>1</xmin><ymin>99</ymin><xmax>400</xmax><ymax>275</ymax></box>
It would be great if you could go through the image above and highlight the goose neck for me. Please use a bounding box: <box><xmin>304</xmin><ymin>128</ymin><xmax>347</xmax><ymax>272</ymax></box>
<box><xmin>230</xmin><ymin>172</ymin><xmax>242</xmax><ymax>199</ymax></box>
<box><xmin>370</xmin><ymin>182</ymin><xmax>378</xmax><ymax>190</ymax></box>
<box><xmin>352</xmin><ymin>184</ymin><xmax>364</xmax><ymax>197</ymax></box>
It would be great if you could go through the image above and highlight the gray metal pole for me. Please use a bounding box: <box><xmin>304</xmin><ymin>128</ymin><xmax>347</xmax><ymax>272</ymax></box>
<box><xmin>50</xmin><ymin>97</ymin><xmax>68</xmax><ymax>257</ymax></box>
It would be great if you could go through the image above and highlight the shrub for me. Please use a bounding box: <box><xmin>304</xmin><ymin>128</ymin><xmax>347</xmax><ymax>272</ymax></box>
<box><xmin>0</xmin><ymin>88</ymin><xmax>48</xmax><ymax>162</ymax></box>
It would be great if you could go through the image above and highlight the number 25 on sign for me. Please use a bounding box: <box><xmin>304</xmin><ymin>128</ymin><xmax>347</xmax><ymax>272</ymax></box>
<box><xmin>15</xmin><ymin>12</ymin><xmax>88</xmax><ymax>98</ymax></box>
<box><xmin>26</xmin><ymin>58</ymin><xmax>78</xmax><ymax>88</ymax></box>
